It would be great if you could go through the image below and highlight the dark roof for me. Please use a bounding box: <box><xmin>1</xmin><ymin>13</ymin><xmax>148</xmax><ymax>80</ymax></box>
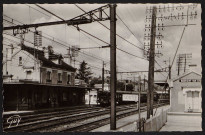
<box><xmin>21</xmin><ymin>45</ymin><xmax>76</xmax><ymax>72</ymax></box>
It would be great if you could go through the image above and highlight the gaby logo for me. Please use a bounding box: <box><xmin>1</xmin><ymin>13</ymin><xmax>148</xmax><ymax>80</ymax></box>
<box><xmin>7</xmin><ymin>115</ymin><xmax>21</xmax><ymax>128</ymax></box>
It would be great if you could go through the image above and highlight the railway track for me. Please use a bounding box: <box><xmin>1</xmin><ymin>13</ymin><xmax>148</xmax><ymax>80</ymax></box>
<box><xmin>61</xmin><ymin>103</ymin><xmax>168</xmax><ymax>132</ymax></box>
<box><xmin>3</xmin><ymin>103</ymin><xmax>139</xmax><ymax>132</ymax></box>
<box><xmin>3</xmin><ymin>106</ymin><xmax>101</xmax><ymax>128</ymax></box>
<box><xmin>3</xmin><ymin>102</ymin><xmax>168</xmax><ymax>132</ymax></box>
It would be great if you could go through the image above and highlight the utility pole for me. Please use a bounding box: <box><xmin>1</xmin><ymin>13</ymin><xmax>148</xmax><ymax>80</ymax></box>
<box><xmin>184</xmin><ymin>55</ymin><xmax>186</xmax><ymax>73</ymax></box>
<box><xmin>110</xmin><ymin>4</ymin><xmax>117</xmax><ymax>130</ymax></box>
<box><xmin>102</xmin><ymin>61</ymin><xmax>105</xmax><ymax>91</ymax></box>
<box><xmin>144</xmin><ymin>75</ymin><xmax>146</xmax><ymax>92</ymax></box>
<box><xmin>138</xmin><ymin>76</ymin><xmax>141</xmax><ymax>132</ymax></box>
<box><xmin>177</xmin><ymin>56</ymin><xmax>181</xmax><ymax>76</ymax></box>
<box><xmin>169</xmin><ymin>58</ymin><xmax>171</xmax><ymax>79</ymax></box>
<box><xmin>5</xmin><ymin>48</ymin><xmax>8</xmax><ymax>75</ymax></box>
<box><xmin>125</xmin><ymin>81</ymin><xmax>127</xmax><ymax>91</ymax></box>
<box><xmin>168</xmin><ymin>58</ymin><xmax>171</xmax><ymax>101</ymax></box>
<box><xmin>147</xmin><ymin>6</ymin><xmax>157</xmax><ymax>119</ymax></box>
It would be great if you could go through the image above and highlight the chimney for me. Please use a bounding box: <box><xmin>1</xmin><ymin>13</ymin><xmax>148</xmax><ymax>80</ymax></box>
<box><xmin>43</xmin><ymin>47</ymin><xmax>49</xmax><ymax>59</ymax></box>
<box><xmin>63</xmin><ymin>54</ymin><xmax>72</xmax><ymax>65</ymax></box>
<box><xmin>7</xmin><ymin>44</ymin><xmax>14</xmax><ymax>61</ymax></box>
<box><xmin>58</xmin><ymin>55</ymin><xmax>63</xmax><ymax>65</ymax></box>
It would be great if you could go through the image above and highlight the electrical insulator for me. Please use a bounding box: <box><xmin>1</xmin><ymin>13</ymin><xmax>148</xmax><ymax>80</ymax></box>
<box><xmin>163</xmin><ymin>5</ymin><xmax>166</xmax><ymax>12</ymax></box>
<box><xmin>158</xmin><ymin>5</ymin><xmax>161</xmax><ymax>12</ymax></box>
<box><xmin>98</xmin><ymin>8</ymin><xmax>102</xmax><ymax>20</ymax></box>
<box><xmin>194</xmin><ymin>11</ymin><xmax>197</xmax><ymax>19</ymax></box>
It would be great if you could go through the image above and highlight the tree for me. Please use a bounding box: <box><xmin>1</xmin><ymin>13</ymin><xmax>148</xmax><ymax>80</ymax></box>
<box><xmin>126</xmin><ymin>84</ymin><xmax>134</xmax><ymax>91</ymax></box>
<box><xmin>89</xmin><ymin>77</ymin><xmax>102</xmax><ymax>87</ymax></box>
<box><xmin>116</xmin><ymin>81</ymin><xmax>134</xmax><ymax>91</ymax></box>
<box><xmin>76</xmin><ymin>61</ymin><xmax>93</xmax><ymax>84</ymax></box>
<box><xmin>48</xmin><ymin>45</ymin><xmax>54</xmax><ymax>54</ymax></box>
<box><xmin>117</xmin><ymin>81</ymin><xmax>124</xmax><ymax>91</ymax></box>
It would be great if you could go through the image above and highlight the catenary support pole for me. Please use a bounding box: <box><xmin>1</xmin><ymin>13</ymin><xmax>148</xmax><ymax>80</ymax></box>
<box><xmin>110</xmin><ymin>4</ymin><xmax>117</xmax><ymax>130</ymax></box>
<box><xmin>138</xmin><ymin>76</ymin><xmax>141</xmax><ymax>132</ymax></box>
<box><xmin>148</xmin><ymin>6</ymin><xmax>157</xmax><ymax>118</ymax></box>
<box><xmin>102</xmin><ymin>61</ymin><xmax>104</xmax><ymax>91</ymax></box>
<box><xmin>168</xmin><ymin>58</ymin><xmax>171</xmax><ymax>101</ymax></box>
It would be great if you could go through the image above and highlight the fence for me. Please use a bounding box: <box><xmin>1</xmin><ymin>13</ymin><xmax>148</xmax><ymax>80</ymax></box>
<box><xmin>116</xmin><ymin>106</ymin><xmax>170</xmax><ymax>132</ymax></box>
<box><xmin>144</xmin><ymin>107</ymin><xmax>170</xmax><ymax>131</ymax></box>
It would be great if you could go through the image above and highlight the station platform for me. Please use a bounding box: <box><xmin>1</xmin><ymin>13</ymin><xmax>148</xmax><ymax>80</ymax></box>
<box><xmin>91</xmin><ymin>105</ymin><xmax>170</xmax><ymax>132</ymax></box>
<box><xmin>159</xmin><ymin>112</ymin><xmax>202</xmax><ymax>131</ymax></box>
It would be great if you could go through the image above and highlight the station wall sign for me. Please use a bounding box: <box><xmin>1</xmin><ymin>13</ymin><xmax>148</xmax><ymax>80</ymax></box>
<box><xmin>122</xmin><ymin>94</ymin><xmax>138</xmax><ymax>102</ymax></box>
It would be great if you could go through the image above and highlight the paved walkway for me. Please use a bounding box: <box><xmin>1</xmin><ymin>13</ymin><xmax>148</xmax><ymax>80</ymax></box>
<box><xmin>160</xmin><ymin>112</ymin><xmax>202</xmax><ymax>131</ymax></box>
<box><xmin>91</xmin><ymin>105</ymin><xmax>170</xmax><ymax>132</ymax></box>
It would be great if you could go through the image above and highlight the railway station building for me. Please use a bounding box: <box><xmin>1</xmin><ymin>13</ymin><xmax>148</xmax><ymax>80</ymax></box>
<box><xmin>3</xmin><ymin>44</ymin><xmax>86</xmax><ymax>111</ymax></box>
<box><xmin>170</xmin><ymin>71</ymin><xmax>202</xmax><ymax>112</ymax></box>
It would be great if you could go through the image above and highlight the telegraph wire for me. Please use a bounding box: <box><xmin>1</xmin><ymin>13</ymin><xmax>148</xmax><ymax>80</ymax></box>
<box><xmin>26</xmin><ymin>4</ymin><xmax>52</xmax><ymax>18</ymax></box>
<box><xmin>116</xmin><ymin>47</ymin><xmax>147</xmax><ymax>60</ymax></box>
<box><xmin>170</xmin><ymin>26</ymin><xmax>186</xmax><ymax>69</ymax></box>
<box><xmin>4</xmin><ymin>5</ymin><xmax>166</xmax><ymax>75</ymax></box>
<box><xmin>116</xmin><ymin>13</ymin><xmax>144</xmax><ymax>47</ymax></box>
<box><xmin>74</xmin><ymin>4</ymin><xmax>168</xmax><ymax>73</ymax></box>
<box><xmin>3</xmin><ymin>17</ymin><xmax>111</xmax><ymax>67</ymax></box>
<box><xmin>4</xmin><ymin>6</ymin><xmax>146</xmax><ymax>63</ymax></box>
<box><xmin>74</xmin><ymin>4</ymin><xmax>147</xmax><ymax>52</ymax></box>
<box><xmin>33</xmin><ymin>4</ymin><xmax>151</xmax><ymax>62</ymax></box>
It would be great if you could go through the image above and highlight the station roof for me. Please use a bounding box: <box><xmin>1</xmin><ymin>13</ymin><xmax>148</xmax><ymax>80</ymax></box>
<box><xmin>173</xmin><ymin>71</ymin><xmax>201</xmax><ymax>82</ymax></box>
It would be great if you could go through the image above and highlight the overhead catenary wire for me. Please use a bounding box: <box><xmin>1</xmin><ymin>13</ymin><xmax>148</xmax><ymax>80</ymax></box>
<box><xmin>3</xmin><ymin>15</ymin><xmax>74</xmax><ymax>47</ymax></box>
<box><xmin>4</xmin><ymin>6</ymin><xmax>148</xmax><ymax>64</ymax></box>
<box><xmin>3</xmin><ymin>28</ymin><xmax>110</xmax><ymax>74</ymax></box>
<box><xmin>74</xmin><ymin>4</ymin><xmax>147</xmax><ymax>52</ymax></box>
<box><xmin>32</xmin><ymin>4</ymin><xmax>150</xmax><ymax>62</ymax></box>
<box><xmin>3</xmin><ymin>12</ymin><xmax>157</xmax><ymax>73</ymax></box>
<box><xmin>3</xmin><ymin>14</ymin><xmax>121</xmax><ymax>75</ymax></box>
<box><xmin>74</xmin><ymin>4</ymin><xmax>168</xmax><ymax>74</ymax></box>
<box><xmin>116</xmin><ymin>13</ymin><xmax>144</xmax><ymax>47</ymax></box>
<box><xmin>3</xmin><ymin>17</ymin><xmax>111</xmax><ymax>66</ymax></box>
<box><xmin>4</xmin><ymin>5</ymin><xmax>167</xmax><ymax>75</ymax></box>
<box><xmin>26</xmin><ymin>4</ymin><xmax>52</xmax><ymax>18</ymax></box>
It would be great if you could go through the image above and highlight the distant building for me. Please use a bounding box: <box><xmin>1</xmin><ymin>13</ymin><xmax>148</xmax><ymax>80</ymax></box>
<box><xmin>85</xmin><ymin>90</ymin><xmax>98</xmax><ymax>105</ymax></box>
<box><xmin>94</xmin><ymin>83</ymin><xmax>110</xmax><ymax>91</ymax></box>
<box><xmin>75</xmin><ymin>79</ymin><xmax>87</xmax><ymax>87</ymax></box>
<box><xmin>170</xmin><ymin>71</ymin><xmax>202</xmax><ymax>112</ymax></box>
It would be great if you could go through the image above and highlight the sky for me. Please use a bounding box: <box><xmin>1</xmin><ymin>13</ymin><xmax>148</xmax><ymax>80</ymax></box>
<box><xmin>3</xmin><ymin>3</ymin><xmax>202</xmax><ymax>81</ymax></box>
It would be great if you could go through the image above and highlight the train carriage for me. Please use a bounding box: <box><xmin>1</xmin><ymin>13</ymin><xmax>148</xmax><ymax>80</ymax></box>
<box><xmin>97</xmin><ymin>90</ymin><xmax>159</xmax><ymax>106</ymax></box>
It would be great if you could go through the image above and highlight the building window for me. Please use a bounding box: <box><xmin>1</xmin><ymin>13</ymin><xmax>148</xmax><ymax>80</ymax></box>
<box><xmin>67</xmin><ymin>74</ymin><xmax>71</xmax><ymax>84</ymax></box>
<box><xmin>26</xmin><ymin>71</ymin><xmax>32</xmax><ymax>79</ymax></box>
<box><xmin>19</xmin><ymin>57</ymin><xmax>22</xmax><ymax>66</ymax></box>
<box><xmin>46</xmin><ymin>71</ymin><xmax>51</xmax><ymax>82</ymax></box>
<box><xmin>58</xmin><ymin>73</ymin><xmax>62</xmax><ymax>83</ymax></box>
<box><xmin>197</xmin><ymin>79</ymin><xmax>201</xmax><ymax>82</ymax></box>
